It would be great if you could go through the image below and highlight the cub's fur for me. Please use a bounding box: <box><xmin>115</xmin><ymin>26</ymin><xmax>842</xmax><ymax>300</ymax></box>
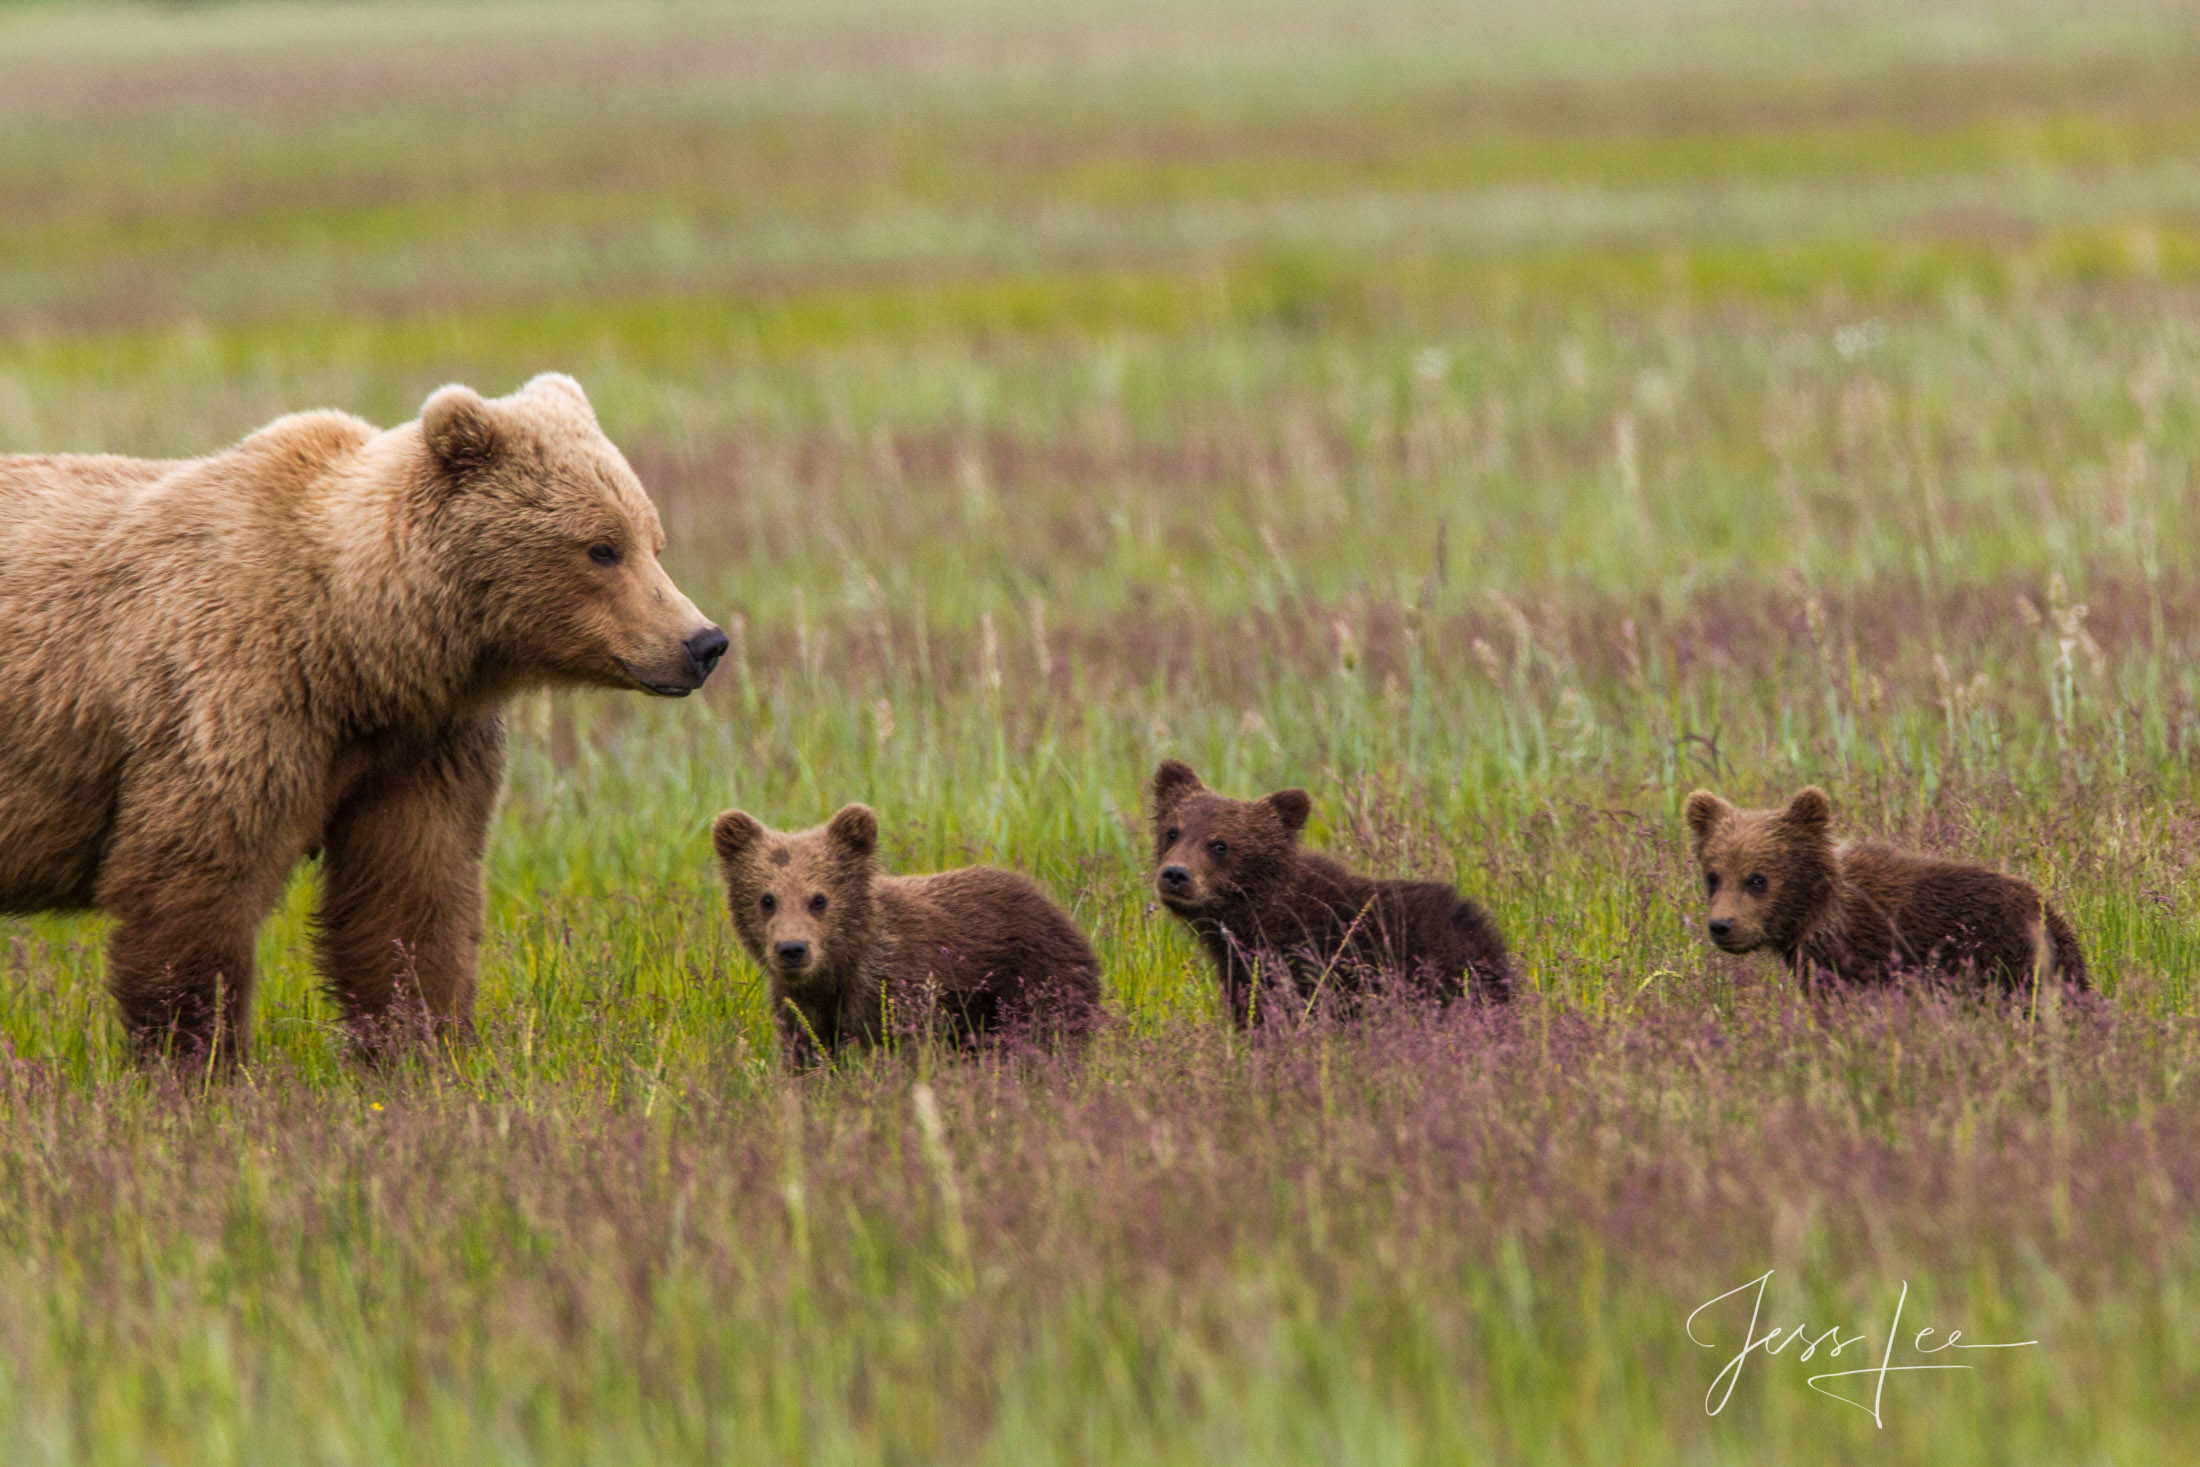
<box><xmin>712</xmin><ymin>804</ymin><xmax>1101</xmax><ymax>1062</ymax></box>
<box><xmin>1684</xmin><ymin>786</ymin><xmax>2087</xmax><ymax>990</ymax></box>
<box><xmin>1148</xmin><ymin>760</ymin><xmax>1514</xmax><ymax>1024</ymax></box>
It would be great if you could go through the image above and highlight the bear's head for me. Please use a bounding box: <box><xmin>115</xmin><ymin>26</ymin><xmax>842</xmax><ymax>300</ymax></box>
<box><xmin>1149</xmin><ymin>760</ymin><xmax>1312</xmax><ymax>916</ymax></box>
<box><xmin>1683</xmin><ymin>786</ymin><xmax>1839</xmax><ymax>955</ymax></box>
<box><xmin>712</xmin><ymin>804</ymin><xmax>879</xmax><ymax>986</ymax></box>
<box><xmin>415</xmin><ymin>374</ymin><xmax>727</xmax><ymax>697</ymax></box>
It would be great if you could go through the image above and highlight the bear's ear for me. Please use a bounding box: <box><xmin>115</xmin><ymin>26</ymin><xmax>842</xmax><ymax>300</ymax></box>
<box><xmin>1683</xmin><ymin>790</ymin><xmax>1732</xmax><ymax>852</ymax></box>
<box><xmin>1264</xmin><ymin>788</ymin><xmax>1313</xmax><ymax>836</ymax></box>
<box><xmin>827</xmin><ymin>804</ymin><xmax>878</xmax><ymax>861</ymax></box>
<box><xmin>522</xmin><ymin>372</ymin><xmax>596</xmax><ymax>420</ymax></box>
<box><xmin>1783</xmin><ymin>786</ymin><xmax>1833</xmax><ymax>834</ymax></box>
<box><xmin>421</xmin><ymin>385</ymin><xmax>503</xmax><ymax>475</ymax></box>
<box><xmin>1152</xmin><ymin>760</ymin><xmax>1204</xmax><ymax>814</ymax></box>
<box><xmin>712</xmin><ymin>810</ymin><xmax>764</xmax><ymax>864</ymax></box>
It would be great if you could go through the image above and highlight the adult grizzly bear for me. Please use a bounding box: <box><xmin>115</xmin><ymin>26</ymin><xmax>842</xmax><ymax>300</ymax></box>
<box><xmin>1149</xmin><ymin>761</ymin><xmax>1515</xmax><ymax>1025</ymax></box>
<box><xmin>0</xmin><ymin>374</ymin><xmax>727</xmax><ymax>1062</ymax></box>
<box><xmin>1684</xmin><ymin>786</ymin><xmax>2088</xmax><ymax>991</ymax></box>
<box><xmin>712</xmin><ymin>804</ymin><xmax>1102</xmax><ymax>1064</ymax></box>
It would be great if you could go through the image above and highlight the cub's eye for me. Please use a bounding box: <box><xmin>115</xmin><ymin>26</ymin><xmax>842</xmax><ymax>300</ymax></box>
<box><xmin>759</xmin><ymin>893</ymin><xmax>776</xmax><ymax>913</ymax></box>
<box><xmin>1704</xmin><ymin>872</ymin><xmax>1719</xmax><ymax>895</ymax></box>
<box><xmin>809</xmin><ymin>893</ymin><xmax>828</xmax><ymax>913</ymax></box>
<box><xmin>1164</xmin><ymin>828</ymin><xmax>1180</xmax><ymax>844</ymax></box>
<box><xmin>1208</xmin><ymin>839</ymin><xmax>1228</xmax><ymax>859</ymax></box>
<box><xmin>1744</xmin><ymin>874</ymin><xmax>1768</xmax><ymax>894</ymax></box>
<box><xmin>588</xmin><ymin>543</ymin><xmax>621</xmax><ymax>568</ymax></box>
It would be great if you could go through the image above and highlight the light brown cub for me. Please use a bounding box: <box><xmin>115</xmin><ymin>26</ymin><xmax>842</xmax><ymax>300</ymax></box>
<box><xmin>713</xmin><ymin>805</ymin><xmax>1102</xmax><ymax>1063</ymax></box>
<box><xmin>1684</xmin><ymin>786</ymin><xmax>2086</xmax><ymax>991</ymax></box>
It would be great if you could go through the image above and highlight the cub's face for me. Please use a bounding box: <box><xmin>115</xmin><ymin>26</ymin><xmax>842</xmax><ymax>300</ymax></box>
<box><xmin>712</xmin><ymin>804</ymin><xmax>878</xmax><ymax>981</ymax></box>
<box><xmin>1684</xmin><ymin>787</ymin><xmax>1834</xmax><ymax>954</ymax></box>
<box><xmin>1148</xmin><ymin>760</ymin><xmax>1311</xmax><ymax>915</ymax></box>
<box><xmin>418</xmin><ymin>374</ymin><xmax>727</xmax><ymax>697</ymax></box>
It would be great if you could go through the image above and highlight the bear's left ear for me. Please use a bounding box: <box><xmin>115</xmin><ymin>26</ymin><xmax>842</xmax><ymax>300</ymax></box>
<box><xmin>712</xmin><ymin>810</ymin><xmax>764</xmax><ymax>864</ymax></box>
<box><xmin>1264</xmin><ymin>788</ymin><xmax>1312</xmax><ymax>836</ymax></box>
<box><xmin>421</xmin><ymin>384</ymin><xmax>504</xmax><ymax>475</ymax></box>
<box><xmin>1152</xmin><ymin>760</ymin><xmax>1205</xmax><ymax>816</ymax></box>
<box><xmin>827</xmin><ymin>804</ymin><xmax>878</xmax><ymax>861</ymax></box>
<box><xmin>523</xmin><ymin>372</ymin><xmax>596</xmax><ymax>420</ymax></box>
<box><xmin>1684</xmin><ymin>790</ymin><xmax>1732</xmax><ymax>852</ymax></box>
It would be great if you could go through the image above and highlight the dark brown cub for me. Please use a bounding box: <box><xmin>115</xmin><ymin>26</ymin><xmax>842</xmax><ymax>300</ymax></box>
<box><xmin>1148</xmin><ymin>760</ymin><xmax>1514</xmax><ymax>1025</ymax></box>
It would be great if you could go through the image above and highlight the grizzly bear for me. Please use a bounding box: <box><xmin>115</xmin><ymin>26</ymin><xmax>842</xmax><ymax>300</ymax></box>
<box><xmin>1148</xmin><ymin>761</ymin><xmax>1515</xmax><ymax>1025</ymax></box>
<box><xmin>1684</xmin><ymin>786</ymin><xmax>2088</xmax><ymax>991</ymax></box>
<box><xmin>712</xmin><ymin>804</ymin><xmax>1102</xmax><ymax>1063</ymax></box>
<box><xmin>0</xmin><ymin>374</ymin><xmax>726</xmax><ymax>1063</ymax></box>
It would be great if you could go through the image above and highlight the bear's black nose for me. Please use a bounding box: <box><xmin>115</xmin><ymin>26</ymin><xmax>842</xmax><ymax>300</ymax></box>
<box><xmin>774</xmin><ymin>939</ymin><xmax>810</xmax><ymax>967</ymax></box>
<box><xmin>1159</xmin><ymin>865</ymin><xmax>1190</xmax><ymax>891</ymax></box>
<box><xmin>1708</xmin><ymin>919</ymin><xmax>1734</xmax><ymax>941</ymax></box>
<box><xmin>685</xmin><ymin>626</ymin><xmax>731</xmax><ymax>680</ymax></box>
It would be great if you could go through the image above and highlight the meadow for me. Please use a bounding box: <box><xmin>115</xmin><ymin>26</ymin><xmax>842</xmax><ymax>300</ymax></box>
<box><xmin>2</xmin><ymin>0</ymin><xmax>2199</xmax><ymax>1459</ymax></box>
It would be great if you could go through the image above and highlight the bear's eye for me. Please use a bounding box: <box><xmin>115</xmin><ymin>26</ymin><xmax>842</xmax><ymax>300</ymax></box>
<box><xmin>759</xmin><ymin>893</ymin><xmax>776</xmax><ymax>913</ymax></box>
<box><xmin>809</xmin><ymin>893</ymin><xmax>828</xmax><ymax>913</ymax></box>
<box><xmin>1745</xmin><ymin>874</ymin><xmax>1768</xmax><ymax>894</ymax></box>
<box><xmin>588</xmin><ymin>542</ymin><xmax>621</xmax><ymax>568</ymax></box>
<box><xmin>1704</xmin><ymin>871</ymin><xmax>1719</xmax><ymax>895</ymax></box>
<box><xmin>1208</xmin><ymin>839</ymin><xmax>1228</xmax><ymax>859</ymax></box>
<box><xmin>1164</xmin><ymin>827</ymin><xmax>1179</xmax><ymax>844</ymax></box>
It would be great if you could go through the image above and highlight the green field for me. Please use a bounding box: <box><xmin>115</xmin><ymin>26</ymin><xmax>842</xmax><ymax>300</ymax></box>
<box><xmin>3</xmin><ymin>0</ymin><xmax>2199</xmax><ymax>1460</ymax></box>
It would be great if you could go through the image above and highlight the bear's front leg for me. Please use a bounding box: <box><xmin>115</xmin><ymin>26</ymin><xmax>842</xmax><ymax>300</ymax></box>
<box><xmin>107</xmin><ymin>902</ymin><xmax>266</xmax><ymax>1068</ymax></box>
<box><xmin>98</xmin><ymin>767</ymin><xmax>302</xmax><ymax>1068</ymax></box>
<box><xmin>315</xmin><ymin>718</ymin><xmax>504</xmax><ymax>1051</ymax></box>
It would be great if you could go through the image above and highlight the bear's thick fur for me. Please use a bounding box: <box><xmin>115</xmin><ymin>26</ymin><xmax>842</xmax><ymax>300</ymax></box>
<box><xmin>0</xmin><ymin>375</ymin><xmax>726</xmax><ymax>1061</ymax></box>
<box><xmin>1684</xmin><ymin>786</ymin><xmax>2088</xmax><ymax>991</ymax></box>
<box><xmin>712</xmin><ymin>804</ymin><xmax>1101</xmax><ymax>1063</ymax></box>
<box><xmin>1148</xmin><ymin>761</ymin><xmax>1515</xmax><ymax>1025</ymax></box>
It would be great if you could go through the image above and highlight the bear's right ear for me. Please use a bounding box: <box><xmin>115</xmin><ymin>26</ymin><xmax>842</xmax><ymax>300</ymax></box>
<box><xmin>827</xmin><ymin>804</ymin><xmax>878</xmax><ymax>861</ymax></box>
<box><xmin>1683</xmin><ymin>790</ymin><xmax>1732</xmax><ymax>852</ymax></box>
<box><xmin>421</xmin><ymin>384</ymin><xmax>503</xmax><ymax>475</ymax></box>
<box><xmin>1783</xmin><ymin>786</ymin><xmax>1833</xmax><ymax>834</ymax></box>
<box><xmin>522</xmin><ymin>372</ymin><xmax>595</xmax><ymax>419</ymax></box>
<box><xmin>1152</xmin><ymin>760</ymin><xmax>1204</xmax><ymax>814</ymax></box>
<box><xmin>1264</xmin><ymin>788</ymin><xmax>1313</xmax><ymax>836</ymax></box>
<box><xmin>712</xmin><ymin>810</ymin><xmax>764</xmax><ymax>864</ymax></box>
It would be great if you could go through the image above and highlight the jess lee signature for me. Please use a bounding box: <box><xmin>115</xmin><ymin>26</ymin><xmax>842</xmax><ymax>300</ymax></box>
<box><xmin>1687</xmin><ymin>1270</ymin><xmax>2038</xmax><ymax>1427</ymax></box>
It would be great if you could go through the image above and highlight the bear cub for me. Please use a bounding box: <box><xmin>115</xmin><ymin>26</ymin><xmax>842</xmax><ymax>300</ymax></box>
<box><xmin>713</xmin><ymin>804</ymin><xmax>1101</xmax><ymax>1062</ymax></box>
<box><xmin>1684</xmin><ymin>786</ymin><xmax>2087</xmax><ymax>991</ymax></box>
<box><xmin>1149</xmin><ymin>761</ymin><xmax>1515</xmax><ymax>1024</ymax></box>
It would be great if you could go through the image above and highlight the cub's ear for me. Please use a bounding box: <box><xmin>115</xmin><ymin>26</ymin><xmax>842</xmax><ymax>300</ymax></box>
<box><xmin>712</xmin><ymin>810</ymin><xmax>764</xmax><ymax>864</ymax></box>
<box><xmin>523</xmin><ymin>372</ymin><xmax>596</xmax><ymax>419</ymax></box>
<box><xmin>1265</xmin><ymin>788</ymin><xmax>1313</xmax><ymax>836</ymax></box>
<box><xmin>1784</xmin><ymin>786</ymin><xmax>1833</xmax><ymax>833</ymax></box>
<box><xmin>1152</xmin><ymin>760</ymin><xmax>1204</xmax><ymax>814</ymax></box>
<box><xmin>1683</xmin><ymin>790</ymin><xmax>1732</xmax><ymax>851</ymax></box>
<box><xmin>827</xmin><ymin>804</ymin><xmax>878</xmax><ymax>861</ymax></box>
<box><xmin>421</xmin><ymin>384</ymin><xmax>502</xmax><ymax>474</ymax></box>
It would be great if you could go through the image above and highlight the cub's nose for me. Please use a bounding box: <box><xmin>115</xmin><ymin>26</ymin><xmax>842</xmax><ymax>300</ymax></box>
<box><xmin>774</xmin><ymin>939</ymin><xmax>810</xmax><ymax>968</ymax></box>
<box><xmin>1159</xmin><ymin>865</ymin><xmax>1191</xmax><ymax>892</ymax></box>
<box><xmin>1707</xmin><ymin>919</ymin><xmax>1734</xmax><ymax>942</ymax></box>
<box><xmin>684</xmin><ymin>626</ymin><xmax>731</xmax><ymax>680</ymax></box>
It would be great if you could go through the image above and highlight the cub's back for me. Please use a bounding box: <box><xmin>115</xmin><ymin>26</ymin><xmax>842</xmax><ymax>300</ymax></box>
<box><xmin>1840</xmin><ymin>841</ymin><xmax>2049</xmax><ymax>975</ymax></box>
<box><xmin>878</xmin><ymin>866</ymin><xmax>1100</xmax><ymax>995</ymax></box>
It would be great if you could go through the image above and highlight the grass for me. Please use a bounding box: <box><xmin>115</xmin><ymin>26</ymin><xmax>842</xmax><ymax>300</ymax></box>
<box><xmin>3</xmin><ymin>0</ymin><xmax>2200</xmax><ymax>1459</ymax></box>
